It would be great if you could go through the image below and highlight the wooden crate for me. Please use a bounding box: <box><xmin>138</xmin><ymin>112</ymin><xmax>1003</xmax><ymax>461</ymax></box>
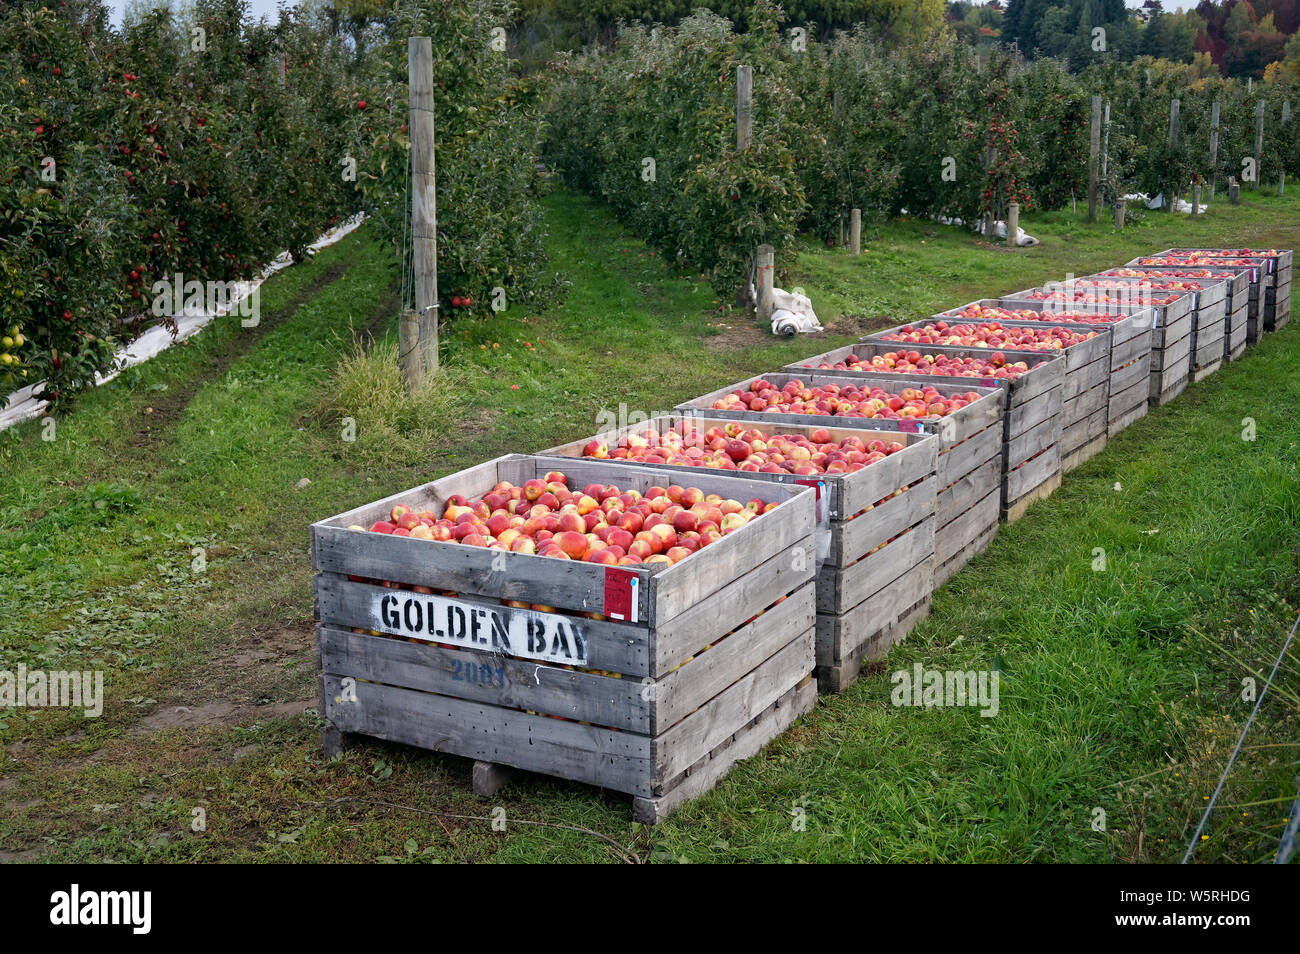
<box><xmin>833</xmin><ymin>338</ymin><xmax>1063</xmax><ymax>523</ymax></box>
<box><xmin>537</xmin><ymin>414</ymin><xmax>940</xmax><ymax>693</ymax></box>
<box><xmin>311</xmin><ymin>455</ymin><xmax>818</xmax><ymax>822</ymax></box>
<box><xmin>1136</xmin><ymin>251</ymin><xmax>1289</xmax><ymax>345</ymax></box>
<box><xmin>1000</xmin><ymin>284</ymin><xmax>1192</xmax><ymax>409</ymax></box>
<box><xmin>1111</xmin><ymin>262</ymin><xmax>1253</xmax><ymax>362</ymax></box>
<box><xmin>767</xmin><ymin>360</ymin><xmax>1007</xmax><ymax>585</ymax></box>
<box><xmin>930</xmin><ymin>301</ymin><xmax>1159</xmax><ymax>467</ymax></box>
<box><xmin>1264</xmin><ymin>280</ymin><xmax>1291</xmax><ymax>332</ymax></box>
<box><xmin>1077</xmin><ymin>275</ymin><xmax>1227</xmax><ymax>380</ymax></box>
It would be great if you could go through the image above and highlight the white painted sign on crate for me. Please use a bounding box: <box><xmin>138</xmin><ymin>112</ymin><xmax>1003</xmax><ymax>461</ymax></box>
<box><xmin>371</xmin><ymin>591</ymin><xmax>590</xmax><ymax>666</ymax></box>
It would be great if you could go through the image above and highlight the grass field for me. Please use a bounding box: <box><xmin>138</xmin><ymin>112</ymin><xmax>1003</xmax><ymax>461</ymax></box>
<box><xmin>1</xmin><ymin>189</ymin><xmax>1297</xmax><ymax>863</ymax></box>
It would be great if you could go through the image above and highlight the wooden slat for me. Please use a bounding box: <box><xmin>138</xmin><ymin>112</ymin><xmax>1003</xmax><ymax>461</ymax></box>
<box><xmin>828</xmin><ymin>475</ymin><xmax>936</xmax><ymax>568</ymax></box>
<box><xmin>652</xmin><ymin>631</ymin><xmax>814</xmax><ymax>787</ymax></box>
<box><xmin>652</xmin><ymin>536</ymin><xmax>814</xmax><ymax>677</ymax></box>
<box><xmin>314</xmin><ymin>574</ymin><xmax>651</xmax><ymax>677</ymax></box>
<box><xmin>1006</xmin><ymin>383</ymin><xmax>1063</xmax><ymax>439</ymax></box>
<box><xmin>1062</xmin><ymin>353</ymin><xmax>1109</xmax><ymax>402</ymax></box>
<box><xmin>937</xmin><ymin>420</ymin><xmax>1002</xmax><ymax>488</ymax></box>
<box><xmin>635</xmin><ymin>676</ymin><xmax>816</xmax><ymax>821</ymax></box>
<box><xmin>1062</xmin><ymin>379</ymin><xmax>1109</xmax><ymax>429</ymax></box>
<box><xmin>937</xmin><ymin>455</ymin><xmax>1001</xmax><ymax>529</ymax></box>
<box><xmin>817</xmin><ymin>515</ymin><xmax>935</xmax><ymax>615</ymax></box>
<box><xmin>321</xmin><ymin>673</ymin><xmax>655</xmax><ymax>797</ymax></box>
<box><xmin>652</xmin><ymin>581</ymin><xmax>814</xmax><ymax>731</ymax></box>
<box><xmin>815</xmin><ymin>556</ymin><xmax>934</xmax><ymax>662</ymax></box>
<box><xmin>935</xmin><ymin>488</ymin><xmax>999</xmax><ymax>583</ymax></box>
<box><xmin>1003</xmin><ymin>448</ymin><xmax>1061</xmax><ymax>515</ymax></box>
<box><xmin>1006</xmin><ymin>411</ymin><xmax>1059</xmax><ymax>469</ymax></box>
<box><xmin>318</xmin><ymin>624</ymin><xmax>651</xmax><ymax>732</ymax></box>
<box><xmin>1110</xmin><ymin>352</ymin><xmax>1152</xmax><ymax>393</ymax></box>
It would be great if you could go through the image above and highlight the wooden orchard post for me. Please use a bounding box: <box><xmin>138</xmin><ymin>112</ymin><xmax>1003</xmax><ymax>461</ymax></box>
<box><xmin>1168</xmin><ymin>99</ymin><xmax>1180</xmax><ymax>211</ymax></box>
<box><xmin>399</xmin><ymin>309</ymin><xmax>422</xmax><ymax>391</ymax></box>
<box><xmin>1101</xmin><ymin>101</ymin><xmax>1110</xmax><ymax>182</ymax></box>
<box><xmin>849</xmin><ymin>208</ymin><xmax>861</xmax><ymax>255</ymax></box>
<box><xmin>1254</xmin><ymin>100</ymin><xmax>1264</xmax><ymax>191</ymax></box>
<box><xmin>737</xmin><ymin>65</ymin><xmax>752</xmax><ymax>152</ymax></box>
<box><xmin>1229</xmin><ymin>177</ymin><xmax>1241</xmax><ymax>204</ymax></box>
<box><xmin>755</xmin><ymin>244</ymin><xmax>775</xmax><ymax>321</ymax></box>
<box><xmin>409</xmin><ymin>37</ymin><xmax>439</xmax><ymax>379</ymax></box>
<box><xmin>1191</xmin><ymin>182</ymin><xmax>1200</xmax><ymax>218</ymax></box>
<box><xmin>1208</xmin><ymin>100</ymin><xmax>1220</xmax><ymax>200</ymax></box>
<box><xmin>1088</xmin><ymin>96</ymin><xmax>1101</xmax><ymax>222</ymax></box>
<box><xmin>1006</xmin><ymin>201</ymin><xmax>1019</xmax><ymax>248</ymax></box>
<box><xmin>1114</xmin><ymin>198</ymin><xmax>1125</xmax><ymax>230</ymax></box>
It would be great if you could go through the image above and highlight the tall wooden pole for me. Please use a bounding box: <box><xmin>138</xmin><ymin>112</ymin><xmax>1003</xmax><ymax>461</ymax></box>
<box><xmin>1100</xmin><ymin>100</ymin><xmax>1110</xmax><ymax>183</ymax></box>
<box><xmin>755</xmin><ymin>244</ymin><xmax>774</xmax><ymax>321</ymax></box>
<box><xmin>1088</xmin><ymin>96</ymin><xmax>1101</xmax><ymax>223</ymax></box>
<box><xmin>849</xmin><ymin>208</ymin><xmax>861</xmax><ymax>255</ymax></box>
<box><xmin>737</xmin><ymin>65</ymin><xmax>752</xmax><ymax>152</ymax></box>
<box><xmin>409</xmin><ymin>37</ymin><xmax>439</xmax><ymax>378</ymax></box>
<box><xmin>1209</xmin><ymin>100</ymin><xmax>1220</xmax><ymax>201</ymax></box>
<box><xmin>1254</xmin><ymin>100</ymin><xmax>1265</xmax><ymax>191</ymax></box>
<box><xmin>1168</xmin><ymin>98</ymin><xmax>1180</xmax><ymax>211</ymax></box>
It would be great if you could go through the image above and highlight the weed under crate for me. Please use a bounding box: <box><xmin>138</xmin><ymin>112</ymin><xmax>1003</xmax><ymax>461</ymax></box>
<box><xmin>536</xmin><ymin>412</ymin><xmax>941</xmax><ymax>692</ymax></box>
<box><xmin>310</xmin><ymin>455</ymin><xmax>818</xmax><ymax>823</ymax></box>
<box><xmin>721</xmin><ymin>363</ymin><xmax>1007</xmax><ymax>588</ymax></box>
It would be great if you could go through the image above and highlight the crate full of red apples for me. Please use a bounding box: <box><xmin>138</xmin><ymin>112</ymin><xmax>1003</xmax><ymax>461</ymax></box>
<box><xmin>931</xmin><ymin>300</ymin><xmax>1154</xmax><ymax>450</ymax></box>
<box><xmin>1097</xmin><ymin>266</ymin><xmax>1248</xmax><ymax>363</ymax></box>
<box><xmin>685</xmin><ymin>370</ymin><xmax>1006</xmax><ymax>587</ymax></box>
<box><xmin>541</xmin><ymin>415</ymin><xmax>939</xmax><ymax>693</ymax></box>
<box><xmin>311</xmin><ymin>455</ymin><xmax>817</xmax><ymax>823</ymax></box>
<box><xmin>866</xmin><ymin>317</ymin><xmax>1110</xmax><ymax>473</ymax></box>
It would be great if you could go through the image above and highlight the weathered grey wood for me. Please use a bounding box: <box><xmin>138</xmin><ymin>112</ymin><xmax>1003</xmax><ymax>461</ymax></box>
<box><xmin>817</xmin><ymin>516</ymin><xmax>935</xmax><ymax>615</ymax></box>
<box><xmin>654</xmin><ymin>632</ymin><xmax>812</xmax><ymax>786</ymax></box>
<box><xmin>736</xmin><ymin>65</ymin><xmax>752</xmax><ymax>151</ymax></box>
<box><xmin>472</xmin><ymin>761</ymin><xmax>517</xmax><ymax>797</ymax></box>
<box><xmin>654</xmin><ymin>583</ymin><xmax>812</xmax><ymax>730</ymax></box>
<box><xmin>935</xmin><ymin>500</ymin><xmax>998</xmax><ymax>587</ymax></box>
<box><xmin>815</xmin><ymin>556</ymin><xmax>933</xmax><ymax>661</ymax></box>
<box><xmin>936</xmin><ymin>420</ymin><xmax>1002</xmax><ymax>489</ymax></box>
<box><xmin>1006</xmin><ymin>384</ymin><xmax>1063</xmax><ymax>445</ymax></box>
<box><xmin>634</xmin><ymin>676</ymin><xmax>816</xmax><ymax>821</ymax></box>
<box><xmin>652</xmin><ymin>537</ymin><xmax>813</xmax><ymax>677</ymax></box>
<box><xmin>1006</xmin><ymin>202</ymin><xmax>1019</xmax><ymax>248</ymax></box>
<box><xmin>850</xmin><ymin>208</ymin><xmax>861</xmax><ymax>255</ymax></box>
<box><xmin>315</xmin><ymin>574</ymin><xmax>650</xmax><ymax>676</ymax></box>
<box><xmin>399</xmin><ymin>309</ymin><xmax>422</xmax><ymax>391</ymax></box>
<box><xmin>409</xmin><ymin>37</ymin><xmax>439</xmax><ymax>376</ymax></box>
<box><xmin>755</xmin><ymin>243</ymin><xmax>774</xmax><ymax>320</ymax></box>
<box><xmin>319</xmin><ymin>624</ymin><xmax>651</xmax><ymax>732</ymax></box>
<box><xmin>1254</xmin><ymin>99</ymin><xmax>1264</xmax><ymax>190</ymax></box>
<box><xmin>1190</xmin><ymin>358</ymin><xmax>1222</xmax><ymax>383</ymax></box>
<box><xmin>322</xmin><ymin>673</ymin><xmax>655</xmax><ymax>796</ymax></box>
<box><xmin>1150</xmin><ymin>373</ymin><xmax>1189</xmax><ymax>407</ymax></box>
<box><xmin>828</xmin><ymin>475</ymin><xmax>936</xmax><ymax>569</ymax></box>
<box><xmin>1005</xmin><ymin>409</ymin><xmax>1059</xmax><ymax>469</ymax></box>
<box><xmin>1088</xmin><ymin>95</ymin><xmax>1101</xmax><ymax>222</ymax></box>
<box><xmin>1061</xmin><ymin>353</ymin><xmax>1109</xmax><ymax>404</ymax></box>
<box><xmin>936</xmin><ymin>455</ymin><xmax>1001</xmax><ymax>529</ymax></box>
<box><xmin>1107</xmin><ymin>391</ymin><xmax>1149</xmax><ymax>437</ymax></box>
<box><xmin>654</xmin><ymin>493</ymin><xmax>811</xmax><ymax>624</ymax></box>
<box><xmin>1150</xmin><ymin>331</ymin><xmax>1192</xmax><ymax>374</ymax></box>
<box><xmin>1003</xmin><ymin>449</ymin><xmax>1061</xmax><ymax>520</ymax></box>
<box><xmin>1109</xmin><ymin>351</ymin><xmax>1152</xmax><ymax>394</ymax></box>
<box><xmin>1062</xmin><ymin>379</ymin><xmax>1108</xmax><ymax>434</ymax></box>
<box><xmin>816</xmin><ymin>594</ymin><xmax>931</xmax><ymax>692</ymax></box>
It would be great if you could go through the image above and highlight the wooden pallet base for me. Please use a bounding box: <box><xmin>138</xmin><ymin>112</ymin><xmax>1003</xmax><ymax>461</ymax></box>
<box><xmin>1107</xmin><ymin>399</ymin><xmax>1148</xmax><ymax>437</ymax></box>
<box><xmin>631</xmin><ymin>676</ymin><xmax>817</xmax><ymax>823</ymax></box>
<box><xmin>1002</xmin><ymin>471</ymin><xmax>1062</xmax><ymax>523</ymax></box>
<box><xmin>472</xmin><ymin>760</ymin><xmax>519</xmax><ymax>797</ymax></box>
<box><xmin>934</xmin><ymin>518</ymin><xmax>998</xmax><ymax>589</ymax></box>
<box><xmin>1190</xmin><ymin>359</ymin><xmax>1222</xmax><ymax>383</ymax></box>
<box><xmin>813</xmin><ymin>596</ymin><xmax>932</xmax><ymax>693</ymax></box>
<box><xmin>1061</xmin><ymin>431</ymin><xmax>1107</xmax><ymax>474</ymax></box>
<box><xmin>1226</xmin><ymin>339</ymin><xmax>1247</xmax><ymax>362</ymax></box>
<box><xmin>1150</xmin><ymin>374</ymin><xmax>1188</xmax><ymax>407</ymax></box>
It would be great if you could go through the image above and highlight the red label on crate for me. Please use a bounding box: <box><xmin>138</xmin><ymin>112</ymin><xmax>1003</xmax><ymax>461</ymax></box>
<box><xmin>897</xmin><ymin>420</ymin><xmax>920</xmax><ymax>433</ymax></box>
<box><xmin>603</xmin><ymin>567</ymin><xmax>638</xmax><ymax>623</ymax></box>
<box><xmin>979</xmin><ymin>377</ymin><xmax>996</xmax><ymax>388</ymax></box>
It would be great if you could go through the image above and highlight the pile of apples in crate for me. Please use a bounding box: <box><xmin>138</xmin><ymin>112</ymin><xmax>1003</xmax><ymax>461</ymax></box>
<box><xmin>709</xmin><ymin>377</ymin><xmax>986</xmax><ymax>419</ymax></box>
<box><xmin>878</xmin><ymin>320</ymin><xmax>1096</xmax><ymax>350</ymax></box>
<box><xmin>588</xmin><ymin>419</ymin><xmax>905</xmax><ymax>475</ymax></box>
<box><xmin>947</xmin><ymin>304</ymin><xmax>1123</xmax><ymax>325</ymax></box>
<box><xmin>809</xmin><ymin>350</ymin><xmax>1043</xmax><ymax>379</ymax></box>
<box><xmin>360</xmin><ymin>470</ymin><xmax>778</xmax><ymax>568</ymax></box>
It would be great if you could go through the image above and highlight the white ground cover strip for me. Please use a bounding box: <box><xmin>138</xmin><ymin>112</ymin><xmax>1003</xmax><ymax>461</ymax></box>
<box><xmin>0</xmin><ymin>213</ymin><xmax>366</xmax><ymax>433</ymax></box>
<box><xmin>1125</xmin><ymin>192</ymin><xmax>1210</xmax><ymax>215</ymax></box>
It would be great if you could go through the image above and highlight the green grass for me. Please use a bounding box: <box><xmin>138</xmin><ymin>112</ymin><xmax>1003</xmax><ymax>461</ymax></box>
<box><xmin>1</xmin><ymin>189</ymin><xmax>1297</xmax><ymax>863</ymax></box>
